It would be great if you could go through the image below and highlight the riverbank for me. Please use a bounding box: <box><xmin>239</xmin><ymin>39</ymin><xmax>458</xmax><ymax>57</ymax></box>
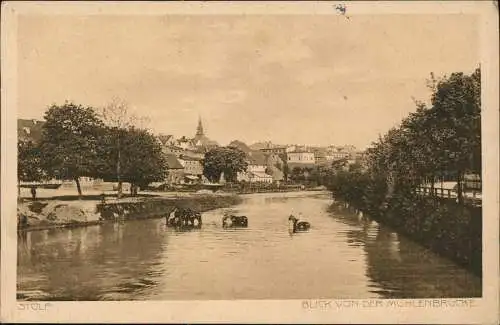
<box><xmin>17</xmin><ymin>193</ymin><xmax>242</xmax><ymax>232</ymax></box>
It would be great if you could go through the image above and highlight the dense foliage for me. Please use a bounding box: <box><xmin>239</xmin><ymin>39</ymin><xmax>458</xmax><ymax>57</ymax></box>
<box><xmin>97</xmin><ymin>126</ymin><xmax>168</xmax><ymax>191</ymax></box>
<box><xmin>22</xmin><ymin>101</ymin><xmax>169</xmax><ymax>197</ymax></box>
<box><xmin>18</xmin><ymin>140</ymin><xmax>47</xmax><ymax>183</ymax></box>
<box><xmin>365</xmin><ymin>68</ymin><xmax>481</xmax><ymax>203</ymax></box>
<box><xmin>202</xmin><ymin>146</ymin><xmax>248</xmax><ymax>183</ymax></box>
<box><xmin>325</xmin><ymin>68</ymin><xmax>482</xmax><ymax>274</ymax></box>
<box><xmin>40</xmin><ymin>103</ymin><xmax>105</xmax><ymax>196</ymax></box>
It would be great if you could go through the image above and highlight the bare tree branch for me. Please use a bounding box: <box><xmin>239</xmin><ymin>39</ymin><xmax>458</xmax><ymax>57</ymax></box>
<box><xmin>99</xmin><ymin>97</ymin><xmax>152</xmax><ymax>131</ymax></box>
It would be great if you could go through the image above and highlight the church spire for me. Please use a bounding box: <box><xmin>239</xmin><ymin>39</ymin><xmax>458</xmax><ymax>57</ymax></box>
<box><xmin>196</xmin><ymin>115</ymin><xmax>204</xmax><ymax>136</ymax></box>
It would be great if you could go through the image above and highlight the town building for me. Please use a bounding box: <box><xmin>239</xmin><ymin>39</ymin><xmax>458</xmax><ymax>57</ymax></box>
<box><xmin>237</xmin><ymin>150</ymin><xmax>273</xmax><ymax>183</ymax></box>
<box><xmin>249</xmin><ymin>141</ymin><xmax>274</xmax><ymax>151</ymax></box>
<box><xmin>260</xmin><ymin>146</ymin><xmax>287</xmax><ymax>155</ymax></box>
<box><xmin>178</xmin><ymin>155</ymin><xmax>204</xmax><ymax>184</ymax></box>
<box><xmin>286</xmin><ymin>151</ymin><xmax>316</xmax><ymax>164</ymax></box>
<box><xmin>162</xmin><ymin>145</ymin><xmax>184</xmax><ymax>156</ymax></box>
<box><xmin>325</xmin><ymin>145</ymin><xmax>358</xmax><ymax>161</ymax></box>
<box><xmin>249</xmin><ymin>171</ymin><xmax>273</xmax><ymax>183</ymax></box>
<box><xmin>164</xmin><ymin>153</ymin><xmax>185</xmax><ymax>184</ymax></box>
<box><xmin>157</xmin><ymin>134</ymin><xmax>177</xmax><ymax>147</ymax></box>
<box><xmin>265</xmin><ymin>153</ymin><xmax>284</xmax><ymax>168</ymax></box>
<box><xmin>312</xmin><ymin>148</ymin><xmax>327</xmax><ymax>164</ymax></box>
<box><xmin>266</xmin><ymin>165</ymin><xmax>284</xmax><ymax>184</ymax></box>
<box><xmin>286</xmin><ymin>150</ymin><xmax>316</xmax><ymax>171</ymax></box>
<box><xmin>326</xmin><ymin>146</ymin><xmax>350</xmax><ymax>160</ymax></box>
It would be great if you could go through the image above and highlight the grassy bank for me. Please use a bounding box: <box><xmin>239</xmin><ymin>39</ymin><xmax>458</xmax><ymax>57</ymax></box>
<box><xmin>17</xmin><ymin>193</ymin><xmax>242</xmax><ymax>232</ymax></box>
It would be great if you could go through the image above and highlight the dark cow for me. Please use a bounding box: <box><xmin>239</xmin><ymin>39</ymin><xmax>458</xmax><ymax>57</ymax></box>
<box><xmin>288</xmin><ymin>215</ymin><xmax>310</xmax><ymax>233</ymax></box>
<box><xmin>222</xmin><ymin>215</ymin><xmax>248</xmax><ymax>228</ymax></box>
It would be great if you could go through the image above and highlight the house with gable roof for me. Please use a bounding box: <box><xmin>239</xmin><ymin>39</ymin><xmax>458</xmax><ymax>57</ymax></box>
<box><xmin>164</xmin><ymin>153</ymin><xmax>185</xmax><ymax>184</ymax></box>
<box><xmin>237</xmin><ymin>150</ymin><xmax>273</xmax><ymax>183</ymax></box>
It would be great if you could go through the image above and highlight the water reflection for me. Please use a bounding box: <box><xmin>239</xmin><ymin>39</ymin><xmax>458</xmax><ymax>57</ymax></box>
<box><xmin>18</xmin><ymin>192</ymin><xmax>481</xmax><ymax>300</ymax></box>
<box><xmin>328</xmin><ymin>204</ymin><xmax>481</xmax><ymax>298</ymax></box>
<box><xmin>18</xmin><ymin>220</ymin><xmax>169</xmax><ymax>300</ymax></box>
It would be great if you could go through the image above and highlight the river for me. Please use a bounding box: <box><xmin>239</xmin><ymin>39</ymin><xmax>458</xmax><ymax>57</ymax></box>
<box><xmin>17</xmin><ymin>191</ymin><xmax>481</xmax><ymax>300</ymax></box>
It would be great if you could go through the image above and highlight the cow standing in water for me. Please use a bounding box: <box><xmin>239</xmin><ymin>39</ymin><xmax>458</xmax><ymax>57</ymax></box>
<box><xmin>288</xmin><ymin>213</ymin><xmax>311</xmax><ymax>233</ymax></box>
<box><xmin>166</xmin><ymin>207</ymin><xmax>179</xmax><ymax>226</ymax></box>
<box><xmin>166</xmin><ymin>207</ymin><xmax>202</xmax><ymax>229</ymax></box>
<box><xmin>222</xmin><ymin>214</ymin><xmax>248</xmax><ymax>228</ymax></box>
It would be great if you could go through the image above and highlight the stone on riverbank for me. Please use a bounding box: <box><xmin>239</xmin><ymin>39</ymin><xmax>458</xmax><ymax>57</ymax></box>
<box><xmin>18</xmin><ymin>200</ymin><xmax>102</xmax><ymax>228</ymax></box>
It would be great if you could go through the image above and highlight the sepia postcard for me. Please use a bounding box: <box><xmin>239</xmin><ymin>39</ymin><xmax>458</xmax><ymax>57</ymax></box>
<box><xmin>1</xmin><ymin>1</ymin><xmax>499</xmax><ymax>324</ymax></box>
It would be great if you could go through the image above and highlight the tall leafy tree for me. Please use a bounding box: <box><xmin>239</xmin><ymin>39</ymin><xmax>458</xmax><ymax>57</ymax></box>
<box><xmin>120</xmin><ymin>127</ymin><xmax>168</xmax><ymax>193</ymax></box>
<box><xmin>364</xmin><ymin>68</ymin><xmax>481</xmax><ymax>204</ymax></box>
<box><xmin>40</xmin><ymin>102</ymin><xmax>104</xmax><ymax>197</ymax></box>
<box><xmin>203</xmin><ymin>147</ymin><xmax>248</xmax><ymax>183</ymax></box>
<box><xmin>18</xmin><ymin>140</ymin><xmax>48</xmax><ymax>197</ymax></box>
<box><xmin>429</xmin><ymin>68</ymin><xmax>481</xmax><ymax>203</ymax></box>
<box><xmin>330</xmin><ymin>68</ymin><xmax>481</xmax><ymax>208</ymax></box>
<box><xmin>18</xmin><ymin>140</ymin><xmax>45</xmax><ymax>182</ymax></box>
<box><xmin>98</xmin><ymin>98</ymin><xmax>151</xmax><ymax>197</ymax></box>
<box><xmin>97</xmin><ymin>126</ymin><xmax>168</xmax><ymax>195</ymax></box>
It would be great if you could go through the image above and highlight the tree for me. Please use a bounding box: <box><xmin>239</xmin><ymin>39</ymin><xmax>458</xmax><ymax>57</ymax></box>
<box><xmin>282</xmin><ymin>162</ymin><xmax>290</xmax><ymax>182</ymax></box>
<box><xmin>289</xmin><ymin>167</ymin><xmax>305</xmax><ymax>183</ymax></box>
<box><xmin>98</xmin><ymin>98</ymin><xmax>151</xmax><ymax>198</ymax></box>
<box><xmin>120</xmin><ymin>127</ymin><xmax>168</xmax><ymax>194</ymax></box>
<box><xmin>363</xmin><ymin>67</ymin><xmax>481</xmax><ymax>205</ymax></box>
<box><xmin>202</xmin><ymin>147</ymin><xmax>248</xmax><ymax>183</ymax></box>
<box><xmin>331</xmin><ymin>158</ymin><xmax>349</xmax><ymax>172</ymax></box>
<box><xmin>18</xmin><ymin>140</ymin><xmax>47</xmax><ymax>197</ymax></box>
<box><xmin>429</xmin><ymin>68</ymin><xmax>481</xmax><ymax>203</ymax></box>
<box><xmin>97</xmin><ymin>126</ymin><xmax>168</xmax><ymax>196</ymax></box>
<box><xmin>40</xmin><ymin>102</ymin><xmax>104</xmax><ymax>197</ymax></box>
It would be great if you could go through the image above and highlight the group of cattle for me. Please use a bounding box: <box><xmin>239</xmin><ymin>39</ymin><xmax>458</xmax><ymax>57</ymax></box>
<box><xmin>165</xmin><ymin>207</ymin><xmax>248</xmax><ymax>230</ymax></box>
<box><xmin>166</xmin><ymin>207</ymin><xmax>203</xmax><ymax>228</ymax></box>
<box><xmin>165</xmin><ymin>207</ymin><xmax>311</xmax><ymax>233</ymax></box>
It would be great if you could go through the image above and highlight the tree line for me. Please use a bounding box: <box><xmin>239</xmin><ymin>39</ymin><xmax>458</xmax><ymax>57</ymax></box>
<box><xmin>329</xmin><ymin>67</ymin><xmax>481</xmax><ymax>207</ymax></box>
<box><xmin>325</xmin><ymin>68</ymin><xmax>482</xmax><ymax>274</ymax></box>
<box><xmin>18</xmin><ymin>100</ymin><xmax>167</xmax><ymax>198</ymax></box>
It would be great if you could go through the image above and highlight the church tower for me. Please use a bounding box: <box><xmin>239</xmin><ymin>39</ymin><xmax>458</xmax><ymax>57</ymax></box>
<box><xmin>192</xmin><ymin>115</ymin><xmax>218</xmax><ymax>149</ymax></box>
<box><xmin>196</xmin><ymin>115</ymin><xmax>204</xmax><ymax>136</ymax></box>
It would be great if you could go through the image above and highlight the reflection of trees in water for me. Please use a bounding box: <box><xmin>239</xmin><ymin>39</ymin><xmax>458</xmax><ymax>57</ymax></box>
<box><xmin>364</xmin><ymin>226</ymin><xmax>481</xmax><ymax>298</ymax></box>
<box><xmin>17</xmin><ymin>231</ymin><xmax>30</xmax><ymax>262</ymax></box>
<box><xmin>328</xmin><ymin>204</ymin><xmax>481</xmax><ymax>298</ymax></box>
<box><xmin>92</xmin><ymin>220</ymin><xmax>169</xmax><ymax>300</ymax></box>
<box><xmin>17</xmin><ymin>220</ymin><xmax>168</xmax><ymax>300</ymax></box>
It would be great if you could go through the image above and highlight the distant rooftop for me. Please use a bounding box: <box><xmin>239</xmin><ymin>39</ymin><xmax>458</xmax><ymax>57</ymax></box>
<box><xmin>164</xmin><ymin>153</ymin><xmax>184</xmax><ymax>169</ymax></box>
<box><xmin>179</xmin><ymin>154</ymin><xmax>202</xmax><ymax>161</ymax></box>
<box><xmin>18</xmin><ymin>119</ymin><xmax>45</xmax><ymax>144</ymax></box>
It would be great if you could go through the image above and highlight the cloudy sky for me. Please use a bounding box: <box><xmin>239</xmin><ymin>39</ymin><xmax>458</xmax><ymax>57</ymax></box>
<box><xmin>17</xmin><ymin>14</ymin><xmax>478</xmax><ymax>148</ymax></box>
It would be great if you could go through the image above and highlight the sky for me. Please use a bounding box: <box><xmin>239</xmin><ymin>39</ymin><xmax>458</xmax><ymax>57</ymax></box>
<box><xmin>17</xmin><ymin>14</ymin><xmax>479</xmax><ymax>149</ymax></box>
